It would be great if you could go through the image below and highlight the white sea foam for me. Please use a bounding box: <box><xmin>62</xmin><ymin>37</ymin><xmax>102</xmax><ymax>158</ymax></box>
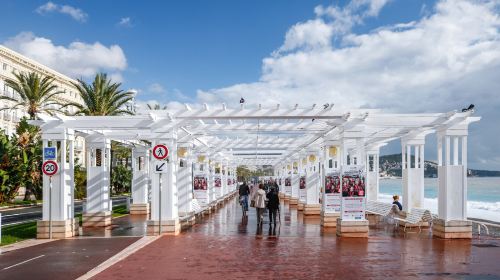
<box><xmin>378</xmin><ymin>193</ymin><xmax>500</xmax><ymax>223</ymax></box>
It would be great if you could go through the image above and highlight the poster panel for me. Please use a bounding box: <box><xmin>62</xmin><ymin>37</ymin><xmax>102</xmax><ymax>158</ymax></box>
<box><xmin>194</xmin><ymin>173</ymin><xmax>208</xmax><ymax>206</ymax></box>
<box><xmin>214</xmin><ymin>176</ymin><xmax>221</xmax><ymax>188</ymax></box>
<box><xmin>324</xmin><ymin>170</ymin><xmax>341</xmax><ymax>212</ymax></box>
<box><xmin>341</xmin><ymin>165</ymin><xmax>366</xmax><ymax>220</ymax></box>
<box><xmin>299</xmin><ymin>176</ymin><xmax>306</xmax><ymax>201</ymax></box>
<box><xmin>285</xmin><ymin>176</ymin><xmax>292</xmax><ymax>196</ymax></box>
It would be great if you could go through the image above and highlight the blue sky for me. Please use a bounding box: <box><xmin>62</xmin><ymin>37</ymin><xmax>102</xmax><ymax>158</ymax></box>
<box><xmin>0</xmin><ymin>0</ymin><xmax>433</xmax><ymax>101</ymax></box>
<box><xmin>1</xmin><ymin>0</ymin><xmax>500</xmax><ymax>170</ymax></box>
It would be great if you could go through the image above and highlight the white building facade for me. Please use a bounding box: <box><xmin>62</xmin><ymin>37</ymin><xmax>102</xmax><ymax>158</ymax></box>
<box><xmin>0</xmin><ymin>45</ymin><xmax>85</xmax><ymax>159</ymax></box>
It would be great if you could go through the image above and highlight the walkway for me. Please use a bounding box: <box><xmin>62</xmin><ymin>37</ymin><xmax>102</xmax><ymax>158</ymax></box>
<box><xmin>94</xmin><ymin>198</ymin><xmax>500</xmax><ymax>280</ymax></box>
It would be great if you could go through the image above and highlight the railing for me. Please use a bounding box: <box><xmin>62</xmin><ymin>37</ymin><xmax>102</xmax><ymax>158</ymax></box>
<box><xmin>477</xmin><ymin>223</ymin><xmax>490</xmax><ymax>235</ymax></box>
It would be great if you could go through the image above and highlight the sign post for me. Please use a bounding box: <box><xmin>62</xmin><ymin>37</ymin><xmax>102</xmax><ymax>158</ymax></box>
<box><xmin>42</xmin><ymin>160</ymin><xmax>58</xmax><ymax>239</ymax></box>
<box><xmin>152</xmin><ymin>144</ymin><xmax>169</xmax><ymax>235</ymax></box>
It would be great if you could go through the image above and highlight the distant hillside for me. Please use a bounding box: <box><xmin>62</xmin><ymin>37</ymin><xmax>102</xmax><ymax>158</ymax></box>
<box><xmin>379</xmin><ymin>153</ymin><xmax>500</xmax><ymax>177</ymax></box>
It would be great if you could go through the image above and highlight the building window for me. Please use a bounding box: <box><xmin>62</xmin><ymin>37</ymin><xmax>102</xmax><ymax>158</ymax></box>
<box><xmin>2</xmin><ymin>63</ymin><xmax>7</xmax><ymax>71</ymax></box>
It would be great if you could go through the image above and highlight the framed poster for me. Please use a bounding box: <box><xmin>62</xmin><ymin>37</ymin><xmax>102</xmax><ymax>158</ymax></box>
<box><xmin>324</xmin><ymin>170</ymin><xmax>341</xmax><ymax>212</ymax></box>
<box><xmin>341</xmin><ymin>165</ymin><xmax>366</xmax><ymax>220</ymax></box>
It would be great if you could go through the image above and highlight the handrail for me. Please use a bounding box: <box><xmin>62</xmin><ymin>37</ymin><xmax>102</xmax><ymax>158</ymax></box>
<box><xmin>477</xmin><ymin>223</ymin><xmax>489</xmax><ymax>235</ymax></box>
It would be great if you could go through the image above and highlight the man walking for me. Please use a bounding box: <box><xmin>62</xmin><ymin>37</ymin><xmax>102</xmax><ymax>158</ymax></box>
<box><xmin>239</xmin><ymin>182</ymin><xmax>251</xmax><ymax>216</ymax></box>
<box><xmin>266</xmin><ymin>187</ymin><xmax>280</xmax><ymax>225</ymax></box>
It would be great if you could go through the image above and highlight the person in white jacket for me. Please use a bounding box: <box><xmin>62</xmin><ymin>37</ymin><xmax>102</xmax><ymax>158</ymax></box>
<box><xmin>253</xmin><ymin>184</ymin><xmax>267</xmax><ymax>225</ymax></box>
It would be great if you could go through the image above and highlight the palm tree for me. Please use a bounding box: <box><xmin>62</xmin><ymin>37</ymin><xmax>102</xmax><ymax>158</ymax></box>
<box><xmin>146</xmin><ymin>103</ymin><xmax>167</xmax><ymax>110</ymax></box>
<box><xmin>65</xmin><ymin>73</ymin><xmax>134</xmax><ymax>116</ymax></box>
<box><xmin>0</xmin><ymin>72</ymin><xmax>63</xmax><ymax>120</ymax></box>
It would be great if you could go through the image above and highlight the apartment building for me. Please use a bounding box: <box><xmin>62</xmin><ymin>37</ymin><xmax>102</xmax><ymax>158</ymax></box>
<box><xmin>0</xmin><ymin>45</ymin><xmax>85</xmax><ymax>159</ymax></box>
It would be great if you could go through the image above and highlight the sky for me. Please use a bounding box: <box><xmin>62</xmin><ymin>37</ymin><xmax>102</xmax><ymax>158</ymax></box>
<box><xmin>1</xmin><ymin>0</ymin><xmax>499</xmax><ymax>170</ymax></box>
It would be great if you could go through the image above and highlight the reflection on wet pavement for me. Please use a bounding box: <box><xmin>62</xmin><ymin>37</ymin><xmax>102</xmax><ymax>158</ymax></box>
<box><xmin>80</xmin><ymin>214</ymin><xmax>147</xmax><ymax>237</ymax></box>
<box><xmin>95</xmin><ymin>197</ymin><xmax>500</xmax><ymax>279</ymax></box>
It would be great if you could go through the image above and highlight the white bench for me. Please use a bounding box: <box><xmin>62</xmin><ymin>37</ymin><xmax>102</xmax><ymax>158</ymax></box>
<box><xmin>394</xmin><ymin>208</ymin><xmax>433</xmax><ymax>232</ymax></box>
<box><xmin>366</xmin><ymin>200</ymin><xmax>394</xmax><ymax>216</ymax></box>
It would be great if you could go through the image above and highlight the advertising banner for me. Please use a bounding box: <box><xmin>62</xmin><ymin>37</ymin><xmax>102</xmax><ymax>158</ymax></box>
<box><xmin>340</xmin><ymin>165</ymin><xmax>366</xmax><ymax>220</ymax></box>
<box><xmin>193</xmin><ymin>173</ymin><xmax>208</xmax><ymax>206</ymax></box>
<box><xmin>324</xmin><ymin>170</ymin><xmax>341</xmax><ymax>212</ymax></box>
<box><xmin>299</xmin><ymin>176</ymin><xmax>306</xmax><ymax>201</ymax></box>
<box><xmin>285</xmin><ymin>176</ymin><xmax>292</xmax><ymax>196</ymax></box>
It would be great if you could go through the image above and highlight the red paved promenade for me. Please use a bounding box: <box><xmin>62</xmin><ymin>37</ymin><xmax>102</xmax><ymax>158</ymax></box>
<box><xmin>94</xmin><ymin>198</ymin><xmax>500</xmax><ymax>280</ymax></box>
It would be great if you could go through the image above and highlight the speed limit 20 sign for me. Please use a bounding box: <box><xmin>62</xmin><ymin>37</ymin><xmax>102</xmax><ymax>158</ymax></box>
<box><xmin>42</xmin><ymin>160</ymin><xmax>58</xmax><ymax>176</ymax></box>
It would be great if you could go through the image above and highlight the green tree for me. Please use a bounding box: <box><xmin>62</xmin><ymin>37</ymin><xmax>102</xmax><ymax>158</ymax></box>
<box><xmin>0</xmin><ymin>131</ymin><xmax>22</xmax><ymax>203</ymax></box>
<box><xmin>111</xmin><ymin>165</ymin><xmax>132</xmax><ymax>194</ymax></box>
<box><xmin>15</xmin><ymin>119</ymin><xmax>43</xmax><ymax>200</ymax></box>
<box><xmin>65</xmin><ymin>73</ymin><xmax>134</xmax><ymax>116</ymax></box>
<box><xmin>0</xmin><ymin>72</ymin><xmax>63</xmax><ymax>119</ymax></box>
<box><xmin>0</xmin><ymin>119</ymin><xmax>43</xmax><ymax>202</ymax></box>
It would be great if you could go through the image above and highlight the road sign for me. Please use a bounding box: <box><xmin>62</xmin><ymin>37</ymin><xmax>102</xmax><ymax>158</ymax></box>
<box><xmin>42</xmin><ymin>160</ymin><xmax>58</xmax><ymax>176</ymax></box>
<box><xmin>154</xmin><ymin>160</ymin><xmax>168</xmax><ymax>173</ymax></box>
<box><xmin>152</xmin><ymin>144</ymin><xmax>169</xmax><ymax>160</ymax></box>
<box><xmin>43</xmin><ymin>147</ymin><xmax>57</xmax><ymax>160</ymax></box>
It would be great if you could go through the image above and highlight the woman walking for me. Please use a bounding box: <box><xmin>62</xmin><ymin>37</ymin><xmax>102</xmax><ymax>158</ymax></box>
<box><xmin>253</xmin><ymin>184</ymin><xmax>267</xmax><ymax>225</ymax></box>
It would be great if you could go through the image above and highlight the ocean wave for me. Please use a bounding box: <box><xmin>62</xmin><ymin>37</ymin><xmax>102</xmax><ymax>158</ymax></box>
<box><xmin>378</xmin><ymin>193</ymin><xmax>500</xmax><ymax>215</ymax></box>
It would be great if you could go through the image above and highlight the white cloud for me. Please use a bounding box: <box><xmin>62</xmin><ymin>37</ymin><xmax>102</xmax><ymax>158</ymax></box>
<box><xmin>196</xmin><ymin>0</ymin><xmax>500</xmax><ymax>169</ymax></box>
<box><xmin>118</xmin><ymin>17</ymin><xmax>132</xmax><ymax>27</ymax></box>
<box><xmin>148</xmin><ymin>83</ymin><xmax>166</xmax><ymax>93</ymax></box>
<box><xmin>36</xmin><ymin>2</ymin><xmax>88</xmax><ymax>22</ymax></box>
<box><xmin>3</xmin><ymin>32</ymin><xmax>127</xmax><ymax>79</ymax></box>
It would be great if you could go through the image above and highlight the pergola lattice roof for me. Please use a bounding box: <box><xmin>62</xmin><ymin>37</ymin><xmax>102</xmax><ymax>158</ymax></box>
<box><xmin>32</xmin><ymin>104</ymin><xmax>480</xmax><ymax>166</ymax></box>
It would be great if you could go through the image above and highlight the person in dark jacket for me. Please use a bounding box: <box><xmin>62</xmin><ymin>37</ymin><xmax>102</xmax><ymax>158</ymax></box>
<box><xmin>239</xmin><ymin>182</ymin><xmax>251</xmax><ymax>215</ymax></box>
<box><xmin>266</xmin><ymin>187</ymin><xmax>280</xmax><ymax>224</ymax></box>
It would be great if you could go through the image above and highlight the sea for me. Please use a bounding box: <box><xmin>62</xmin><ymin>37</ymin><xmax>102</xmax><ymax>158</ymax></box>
<box><xmin>379</xmin><ymin>177</ymin><xmax>500</xmax><ymax>223</ymax></box>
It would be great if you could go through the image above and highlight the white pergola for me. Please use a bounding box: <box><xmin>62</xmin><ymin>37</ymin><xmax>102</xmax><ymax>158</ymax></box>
<box><xmin>31</xmin><ymin>103</ymin><xmax>480</xmax><ymax>238</ymax></box>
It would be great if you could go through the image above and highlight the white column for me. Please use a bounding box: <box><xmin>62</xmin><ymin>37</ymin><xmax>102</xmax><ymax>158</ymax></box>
<box><xmin>433</xmin><ymin>127</ymin><xmax>473</xmax><ymax>239</ymax></box>
<box><xmin>366</xmin><ymin>148</ymin><xmax>380</xmax><ymax>201</ymax></box>
<box><xmin>298</xmin><ymin>154</ymin><xmax>307</xmax><ymax>207</ymax></box>
<box><xmin>131</xmin><ymin>146</ymin><xmax>150</xmax><ymax>215</ymax></box>
<box><xmin>290</xmin><ymin>157</ymin><xmax>300</xmax><ymax>205</ymax></box>
<box><xmin>437</xmin><ymin>131</ymin><xmax>468</xmax><ymax>221</ymax></box>
<box><xmin>148</xmin><ymin>137</ymin><xmax>180</xmax><ymax>235</ymax></box>
<box><xmin>402</xmin><ymin>137</ymin><xmax>425</xmax><ymax>212</ymax></box>
<box><xmin>38</xmin><ymin>129</ymin><xmax>77</xmax><ymax>238</ymax></box>
<box><xmin>177</xmin><ymin>145</ymin><xmax>193</xmax><ymax>216</ymax></box>
<box><xmin>83</xmin><ymin>137</ymin><xmax>111</xmax><ymax>227</ymax></box>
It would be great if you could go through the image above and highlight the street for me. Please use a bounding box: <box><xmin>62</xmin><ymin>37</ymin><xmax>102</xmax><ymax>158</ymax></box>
<box><xmin>0</xmin><ymin>197</ymin><xmax>129</xmax><ymax>226</ymax></box>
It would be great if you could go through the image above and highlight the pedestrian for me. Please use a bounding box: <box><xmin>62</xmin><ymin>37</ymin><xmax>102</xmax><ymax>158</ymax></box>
<box><xmin>267</xmin><ymin>187</ymin><xmax>280</xmax><ymax>225</ymax></box>
<box><xmin>253</xmin><ymin>184</ymin><xmax>267</xmax><ymax>225</ymax></box>
<box><xmin>389</xmin><ymin>195</ymin><xmax>404</xmax><ymax>218</ymax></box>
<box><xmin>250</xmin><ymin>182</ymin><xmax>258</xmax><ymax>203</ymax></box>
<box><xmin>239</xmin><ymin>182</ymin><xmax>250</xmax><ymax>216</ymax></box>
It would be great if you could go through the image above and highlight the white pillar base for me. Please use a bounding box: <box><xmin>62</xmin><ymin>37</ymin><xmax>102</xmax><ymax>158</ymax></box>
<box><xmin>147</xmin><ymin>219</ymin><xmax>181</xmax><ymax>235</ymax></box>
<box><xmin>336</xmin><ymin>218</ymin><xmax>369</xmax><ymax>238</ymax></box>
<box><xmin>304</xmin><ymin>204</ymin><xmax>321</xmax><ymax>215</ymax></box>
<box><xmin>289</xmin><ymin>197</ymin><xmax>299</xmax><ymax>205</ymax></box>
<box><xmin>82</xmin><ymin>211</ymin><xmax>112</xmax><ymax>227</ymax></box>
<box><xmin>130</xmin><ymin>203</ymin><xmax>149</xmax><ymax>215</ymax></box>
<box><xmin>432</xmin><ymin>219</ymin><xmax>472</xmax><ymax>239</ymax></box>
<box><xmin>37</xmin><ymin>219</ymin><xmax>79</xmax><ymax>239</ymax></box>
<box><xmin>297</xmin><ymin>201</ymin><xmax>304</xmax><ymax>211</ymax></box>
<box><xmin>320</xmin><ymin>212</ymin><xmax>340</xmax><ymax>227</ymax></box>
